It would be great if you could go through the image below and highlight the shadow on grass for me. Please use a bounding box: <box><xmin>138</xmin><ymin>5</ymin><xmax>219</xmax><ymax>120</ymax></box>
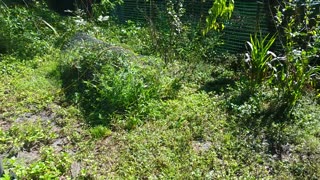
<box><xmin>61</xmin><ymin>68</ymin><xmax>115</xmax><ymax>126</ymax></box>
<box><xmin>199</xmin><ymin>77</ymin><xmax>236</xmax><ymax>95</ymax></box>
<box><xmin>227</xmin><ymin>93</ymin><xmax>294</xmax><ymax>160</ymax></box>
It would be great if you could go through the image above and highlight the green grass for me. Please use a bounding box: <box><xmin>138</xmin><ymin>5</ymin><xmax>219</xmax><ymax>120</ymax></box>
<box><xmin>0</xmin><ymin>3</ymin><xmax>320</xmax><ymax>179</ymax></box>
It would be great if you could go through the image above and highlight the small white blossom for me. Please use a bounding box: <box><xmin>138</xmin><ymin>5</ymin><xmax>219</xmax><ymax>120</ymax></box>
<box><xmin>98</xmin><ymin>15</ymin><xmax>109</xmax><ymax>22</ymax></box>
<box><xmin>74</xmin><ymin>18</ymin><xmax>86</xmax><ymax>26</ymax></box>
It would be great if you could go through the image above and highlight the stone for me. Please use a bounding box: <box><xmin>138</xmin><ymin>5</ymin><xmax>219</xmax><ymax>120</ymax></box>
<box><xmin>17</xmin><ymin>151</ymin><xmax>40</xmax><ymax>164</ymax></box>
<box><xmin>64</xmin><ymin>32</ymin><xmax>107</xmax><ymax>50</ymax></box>
<box><xmin>64</xmin><ymin>32</ymin><xmax>136</xmax><ymax>58</ymax></box>
<box><xmin>192</xmin><ymin>140</ymin><xmax>212</xmax><ymax>153</ymax></box>
<box><xmin>71</xmin><ymin>161</ymin><xmax>81</xmax><ymax>179</ymax></box>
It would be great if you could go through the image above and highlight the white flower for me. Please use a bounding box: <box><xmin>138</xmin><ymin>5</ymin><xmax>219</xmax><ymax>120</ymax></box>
<box><xmin>74</xmin><ymin>18</ymin><xmax>86</xmax><ymax>26</ymax></box>
<box><xmin>98</xmin><ymin>15</ymin><xmax>109</xmax><ymax>22</ymax></box>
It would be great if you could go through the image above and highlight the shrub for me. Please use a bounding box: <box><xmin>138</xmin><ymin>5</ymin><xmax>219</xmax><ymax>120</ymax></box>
<box><xmin>60</xmin><ymin>35</ymin><xmax>173</xmax><ymax>125</ymax></box>
<box><xmin>273</xmin><ymin>0</ymin><xmax>320</xmax><ymax>111</ymax></box>
<box><xmin>0</xmin><ymin>3</ymin><xmax>57</xmax><ymax>58</ymax></box>
<box><xmin>242</xmin><ymin>1</ymin><xmax>320</xmax><ymax>113</ymax></box>
<box><xmin>129</xmin><ymin>0</ymin><xmax>231</xmax><ymax>63</ymax></box>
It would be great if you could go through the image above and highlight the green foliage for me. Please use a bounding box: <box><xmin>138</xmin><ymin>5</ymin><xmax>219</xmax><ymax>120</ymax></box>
<box><xmin>133</xmin><ymin>0</ymin><xmax>223</xmax><ymax>63</ymax></box>
<box><xmin>244</xmin><ymin>33</ymin><xmax>277</xmax><ymax>91</ymax></box>
<box><xmin>146</xmin><ymin>0</ymin><xmax>188</xmax><ymax>62</ymax></box>
<box><xmin>242</xmin><ymin>1</ymin><xmax>320</xmax><ymax>113</ymax></box>
<box><xmin>275</xmin><ymin>49</ymin><xmax>320</xmax><ymax>110</ymax></box>
<box><xmin>92</xmin><ymin>0</ymin><xmax>123</xmax><ymax>18</ymax></box>
<box><xmin>273</xmin><ymin>0</ymin><xmax>320</xmax><ymax>111</ymax></box>
<box><xmin>60</xmin><ymin>43</ymin><xmax>173</xmax><ymax>125</ymax></box>
<box><xmin>113</xmin><ymin>92</ymin><xmax>229</xmax><ymax>179</ymax></box>
<box><xmin>8</xmin><ymin>121</ymin><xmax>56</xmax><ymax>151</ymax></box>
<box><xmin>202</xmin><ymin>0</ymin><xmax>234</xmax><ymax>35</ymax></box>
<box><xmin>15</xmin><ymin>147</ymin><xmax>73</xmax><ymax>179</ymax></box>
<box><xmin>1</xmin><ymin>1</ymin><xmax>320</xmax><ymax>179</ymax></box>
<box><xmin>89</xmin><ymin>125</ymin><xmax>112</xmax><ymax>139</ymax></box>
<box><xmin>116</xmin><ymin>21</ymin><xmax>153</xmax><ymax>55</ymax></box>
<box><xmin>0</xmin><ymin>55</ymin><xmax>59</xmax><ymax>119</ymax></box>
<box><xmin>0</xmin><ymin>3</ymin><xmax>58</xmax><ymax>58</ymax></box>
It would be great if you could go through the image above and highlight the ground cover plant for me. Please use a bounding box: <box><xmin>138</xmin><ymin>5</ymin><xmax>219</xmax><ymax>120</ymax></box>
<box><xmin>0</xmin><ymin>0</ymin><xmax>320</xmax><ymax>179</ymax></box>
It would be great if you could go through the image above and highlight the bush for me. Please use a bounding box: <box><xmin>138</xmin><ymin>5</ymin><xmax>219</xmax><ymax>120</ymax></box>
<box><xmin>240</xmin><ymin>1</ymin><xmax>320</xmax><ymax>114</ymax></box>
<box><xmin>273</xmin><ymin>0</ymin><xmax>320</xmax><ymax>111</ymax></box>
<box><xmin>0</xmin><ymin>2</ymin><xmax>58</xmax><ymax>58</ymax></box>
<box><xmin>60</xmin><ymin>34</ymin><xmax>173</xmax><ymax>125</ymax></box>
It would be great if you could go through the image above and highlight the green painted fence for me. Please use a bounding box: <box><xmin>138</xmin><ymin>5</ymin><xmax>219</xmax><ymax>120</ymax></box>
<box><xmin>115</xmin><ymin>0</ymin><xmax>277</xmax><ymax>53</ymax></box>
<box><xmin>221</xmin><ymin>0</ymin><xmax>273</xmax><ymax>52</ymax></box>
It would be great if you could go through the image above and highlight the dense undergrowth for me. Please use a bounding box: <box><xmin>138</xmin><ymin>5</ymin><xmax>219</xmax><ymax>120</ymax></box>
<box><xmin>0</xmin><ymin>1</ymin><xmax>320</xmax><ymax>179</ymax></box>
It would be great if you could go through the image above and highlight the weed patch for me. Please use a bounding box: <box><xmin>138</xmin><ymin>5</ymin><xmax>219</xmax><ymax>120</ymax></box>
<box><xmin>60</xmin><ymin>34</ymin><xmax>177</xmax><ymax>125</ymax></box>
<box><xmin>1</xmin><ymin>2</ymin><xmax>320</xmax><ymax>179</ymax></box>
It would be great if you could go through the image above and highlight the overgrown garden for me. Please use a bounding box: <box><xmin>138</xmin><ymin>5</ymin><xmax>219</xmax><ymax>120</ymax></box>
<box><xmin>0</xmin><ymin>0</ymin><xmax>320</xmax><ymax>179</ymax></box>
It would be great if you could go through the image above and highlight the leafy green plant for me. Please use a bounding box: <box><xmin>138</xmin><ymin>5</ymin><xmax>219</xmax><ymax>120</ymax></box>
<box><xmin>92</xmin><ymin>0</ymin><xmax>123</xmax><ymax>18</ymax></box>
<box><xmin>0</xmin><ymin>3</ymin><xmax>58</xmax><ymax>58</ymax></box>
<box><xmin>202</xmin><ymin>0</ymin><xmax>234</xmax><ymax>35</ymax></box>
<box><xmin>244</xmin><ymin>33</ymin><xmax>277</xmax><ymax>91</ymax></box>
<box><xmin>136</xmin><ymin>0</ymin><xmax>226</xmax><ymax>63</ymax></box>
<box><xmin>117</xmin><ymin>21</ymin><xmax>153</xmax><ymax>55</ymax></box>
<box><xmin>2</xmin><ymin>1</ymin><xmax>320</xmax><ymax>179</ymax></box>
<box><xmin>22</xmin><ymin>147</ymin><xmax>72</xmax><ymax>179</ymax></box>
<box><xmin>89</xmin><ymin>125</ymin><xmax>112</xmax><ymax>139</ymax></box>
<box><xmin>275</xmin><ymin>49</ymin><xmax>320</xmax><ymax>110</ymax></box>
<box><xmin>273</xmin><ymin>0</ymin><xmax>320</xmax><ymax>111</ymax></box>
<box><xmin>145</xmin><ymin>0</ymin><xmax>187</xmax><ymax>63</ymax></box>
<box><xmin>8</xmin><ymin>120</ymin><xmax>57</xmax><ymax>151</ymax></box>
<box><xmin>60</xmin><ymin>42</ymin><xmax>173</xmax><ymax>125</ymax></box>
